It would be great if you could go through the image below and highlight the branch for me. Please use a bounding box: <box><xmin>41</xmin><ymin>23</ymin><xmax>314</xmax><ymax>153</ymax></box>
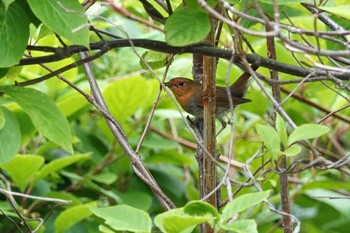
<box><xmin>21</xmin><ymin>39</ymin><xmax>350</xmax><ymax>80</ymax></box>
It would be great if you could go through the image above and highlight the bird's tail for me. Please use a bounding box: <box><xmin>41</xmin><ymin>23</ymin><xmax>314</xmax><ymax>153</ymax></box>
<box><xmin>230</xmin><ymin>64</ymin><xmax>259</xmax><ymax>97</ymax></box>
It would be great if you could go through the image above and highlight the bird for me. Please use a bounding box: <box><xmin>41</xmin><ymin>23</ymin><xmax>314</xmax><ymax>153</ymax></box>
<box><xmin>164</xmin><ymin>67</ymin><xmax>255</xmax><ymax>133</ymax></box>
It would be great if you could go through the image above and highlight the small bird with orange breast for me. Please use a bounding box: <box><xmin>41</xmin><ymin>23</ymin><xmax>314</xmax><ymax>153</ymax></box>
<box><xmin>164</xmin><ymin>68</ymin><xmax>255</xmax><ymax>133</ymax></box>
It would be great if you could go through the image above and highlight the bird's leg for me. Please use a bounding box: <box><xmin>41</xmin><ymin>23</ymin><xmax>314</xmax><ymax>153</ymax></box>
<box><xmin>216</xmin><ymin>117</ymin><xmax>227</xmax><ymax>136</ymax></box>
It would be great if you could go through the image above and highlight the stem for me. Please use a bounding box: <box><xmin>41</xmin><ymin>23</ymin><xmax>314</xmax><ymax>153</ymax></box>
<box><xmin>201</xmin><ymin>16</ymin><xmax>218</xmax><ymax>233</ymax></box>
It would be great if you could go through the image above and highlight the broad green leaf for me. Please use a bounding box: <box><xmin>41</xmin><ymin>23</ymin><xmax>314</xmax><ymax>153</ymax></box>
<box><xmin>0</xmin><ymin>107</ymin><xmax>20</xmax><ymax>163</ymax></box>
<box><xmin>61</xmin><ymin>171</ymin><xmax>122</xmax><ymax>203</ymax></box>
<box><xmin>119</xmin><ymin>192</ymin><xmax>153</xmax><ymax>211</ymax></box>
<box><xmin>0</xmin><ymin>107</ymin><xmax>5</xmax><ymax>130</ymax></box>
<box><xmin>34</xmin><ymin>154</ymin><xmax>90</xmax><ymax>183</ymax></box>
<box><xmin>155</xmin><ymin>207</ymin><xmax>214</xmax><ymax>233</ymax></box>
<box><xmin>0</xmin><ymin>2</ymin><xmax>30</xmax><ymax>67</ymax></box>
<box><xmin>283</xmin><ymin>145</ymin><xmax>301</xmax><ymax>157</ymax></box>
<box><xmin>220</xmin><ymin>219</ymin><xmax>258</xmax><ymax>233</ymax></box>
<box><xmin>165</xmin><ymin>8</ymin><xmax>210</xmax><ymax>46</ymax></box>
<box><xmin>3</xmin><ymin>0</ymin><xmax>15</xmax><ymax>10</ymax></box>
<box><xmin>91</xmin><ymin>205</ymin><xmax>152</xmax><ymax>233</ymax></box>
<box><xmin>275</xmin><ymin>114</ymin><xmax>288</xmax><ymax>148</ymax></box>
<box><xmin>221</xmin><ymin>191</ymin><xmax>270</xmax><ymax>222</ymax></box>
<box><xmin>27</xmin><ymin>0</ymin><xmax>89</xmax><ymax>47</ymax></box>
<box><xmin>288</xmin><ymin>124</ymin><xmax>330</xmax><ymax>145</ymax></box>
<box><xmin>319</xmin><ymin>5</ymin><xmax>350</xmax><ymax>20</ymax></box>
<box><xmin>103</xmin><ymin>76</ymin><xmax>153</xmax><ymax>123</ymax></box>
<box><xmin>90</xmin><ymin>172</ymin><xmax>118</xmax><ymax>185</ymax></box>
<box><xmin>2</xmin><ymin>155</ymin><xmax>44</xmax><ymax>191</ymax></box>
<box><xmin>256</xmin><ymin>124</ymin><xmax>281</xmax><ymax>160</ymax></box>
<box><xmin>56</xmin><ymin>90</ymin><xmax>89</xmax><ymax>117</ymax></box>
<box><xmin>140</xmin><ymin>51</ymin><xmax>169</xmax><ymax>70</ymax></box>
<box><xmin>301</xmin><ymin>180</ymin><xmax>350</xmax><ymax>192</ymax></box>
<box><xmin>55</xmin><ymin>202</ymin><xmax>96</xmax><ymax>233</ymax></box>
<box><xmin>0</xmin><ymin>86</ymin><xmax>73</xmax><ymax>154</ymax></box>
<box><xmin>184</xmin><ymin>201</ymin><xmax>219</xmax><ymax>219</ymax></box>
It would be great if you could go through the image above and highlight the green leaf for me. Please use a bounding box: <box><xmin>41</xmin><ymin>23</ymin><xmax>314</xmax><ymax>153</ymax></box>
<box><xmin>0</xmin><ymin>86</ymin><xmax>73</xmax><ymax>154</ymax></box>
<box><xmin>56</xmin><ymin>90</ymin><xmax>89</xmax><ymax>117</ymax></box>
<box><xmin>103</xmin><ymin>76</ymin><xmax>153</xmax><ymax>123</ymax></box>
<box><xmin>259</xmin><ymin>0</ymin><xmax>302</xmax><ymax>4</ymax></box>
<box><xmin>184</xmin><ymin>201</ymin><xmax>219</xmax><ymax>219</ymax></box>
<box><xmin>256</xmin><ymin>124</ymin><xmax>281</xmax><ymax>160</ymax></box>
<box><xmin>145</xmin><ymin>150</ymin><xmax>195</xmax><ymax>166</ymax></box>
<box><xmin>2</xmin><ymin>155</ymin><xmax>44</xmax><ymax>191</ymax></box>
<box><xmin>154</xmin><ymin>207</ymin><xmax>214</xmax><ymax>233</ymax></box>
<box><xmin>90</xmin><ymin>172</ymin><xmax>118</xmax><ymax>185</ymax></box>
<box><xmin>221</xmin><ymin>191</ymin><xmax>270</xmax><ymax>222</ymax></box>
<box><xmin>220</xmin><ymin>219</ymin><xmax>258</xmax><ymax>233</ymax></box>
<box><xmin>27</xmin><ymin>0</ymin><xmax>89</xmax><ymax>47</ymax></box>
<box><xmin>0</xmin><ymin>2</ymin><xmax>30</xmax><ymax>67</ymax></box>
<box><xmin>0</xmin><ymin>107</ymin><xmax>5</xmax><ymax>130</ymax></box>
<box><xmin>283</xmin><ymin>145</ymin><xmax>301</xmax><ymax>157</ymax></box>
<box><xmin>319</xmin><ymin>5</ymin><xmax>350</xmax><ymax>20</ymax></box>
<box><xmin>275</xmin><ymin>114</ymin><xmax>288</xmax><ymax>148</ymax></box>
<box><xmin>119</xmin><ymin>192</ymin><xmax>153</xmax><ymax>211</ymax></box>
<box><xmin>45</xmin><ymin>191</ymin><xmax>82</xmax><ymax>206</ymax></box>
<box><xmin>0</xmin><ymin>107</ymin><xmax>20</xmax><ymax>163</ymax></box>
<box><xmin>288</xmin><ymin>124</ymin><xmax>330</xmax><ymax>145</ymax></box>
<box><xmin>165</xmin><ymin>8</ymin><xmax>210</xmax><ymax>46</ymax></box>
<box><xmin>91</xmin><ymin>205</ymin><xmax>152</xmax><ymax>233</ymax></box>
<box><xmin>55</xmin><ymin>202</ymin><xmax>96</xmax><ymax>233</ymax></box>
<box><xmin>34</xmin><ymin>154</ymin><xmax>90</xmax><ymax>184</ymax></box>
<box><xmin>140</xmin><ymin>51</ymin><xmax>169</xmax><ymax>70</ymax></box>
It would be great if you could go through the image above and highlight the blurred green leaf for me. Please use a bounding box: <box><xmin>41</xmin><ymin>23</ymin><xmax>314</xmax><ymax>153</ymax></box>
<box><xmin>91</xmin><ymin>205</ymin><xmax>152</xmax><ymax>233</ymax></box>
<box><xmin>90</xmin><ymin>172</ymin><xmax>117</xmax><ymax>185</ymax></box>
<box><xmin>119</xmin><ymin>192</ymin><xmax>153</xmax><ymax>211</ymax></box>
<box><xmin>45</xmin><ymin>191</ymin><xmax>82</xmax><ymax>206</ymax></box>
<box><xmin>104</xmin><ymin>76</ymin><xmax>153</xmax><ymax>123</ymax></box>
<box><xmin>165</xmin><ymin>8</ymin><xmax>210</xmax><ymax>46</ymax></box>
<box><xmin>184</xmin><ymin>201</ymin><xmax>219</xmax><ymax>219</ymax></box>
<box><xmin>0</xmin><ymin>107</ymin><xmax>20</xmax><ymax>163</ymax></box>
<box><xmin>288</xmin><ymin>124</ymin><xmax>330</xmax><ymax>145</ymax></box>
<box><xmin>281</xmin><ymin>145</ymin><xmax>301</xmax><ymax>156</ymax></box>
<box><xmin>256</xmin><ymin>124</ymin><xmax>281</xmax><ymax>160</ymax></box>
<box><xmin>283</xmin><ymin>145</ymin><xmax>301</xmax><ymax>157</ymax></box>
<box><xmin>0</xmin><ymin>86</ymin><xmax>73</xmax><ymax>154</ymax></box>
<box><xmin>34</xmin><ymin>154</ymin><xmax>90</xmax><ymax>184</ymax></box>
<box><xmin>145</xmin><ymin>150</ymin><xmax>195</xmax><ymax>166</ymax></box>
<box><xmin>155</xmin><ymin>206</ymin><xmax>215</xmax><ymax>233</ymax></box>
<box><xmin>55</xmin><ymin>202</ymin><xmax>96</xmax><ymax>233</ymax></box>
<box><xmin>0</xmin><ymin>106</ymin><xmax>5</xmax><ymax>130</ymax></box>
<box><xmin>221</xmin><ymin>191</ymin><xmax>270</xmax><ymax>223</ymax></box>
<box><xmin>275</xmin><ymin>114</ymin><xmax>288</xmax><ymax>148</ymax></box>
<box><xmin>0</xmin><ymin>2</ymin><xmax>29</xmax><ymax>67</ymax></box>
<box><xmin>56</xmin><ymin>90</ymin><xmax>89</xmax><ymax>117</ymax></box>
<box><xmin>27</xmin><ymin>0</ymin><xmax>89</xmax><ymax>47</ymax></box>
<box><xmin>319</xmin><ymin>5</ymin><xmax>350</xmax><ymax>20</ymax></box>
<box><xmin>140</xmin><ymin>51</ymin><xmax>169</xmax><ymax>69</ymax></box>
<box><xmin>220</xmin><ymin>219</ymin><xmax>258</xmax><ymax>233</ymax></box>
<box><xmin>2</xmin><ymin>155</ymin><xmax>44</xmax><ymax>191</ymax></box>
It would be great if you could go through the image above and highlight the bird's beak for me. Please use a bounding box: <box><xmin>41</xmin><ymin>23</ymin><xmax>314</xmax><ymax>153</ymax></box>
<box><xmin>163</xmin><ymin>82</ymin><xmax>170</xmax><ymax>87</ymax></box>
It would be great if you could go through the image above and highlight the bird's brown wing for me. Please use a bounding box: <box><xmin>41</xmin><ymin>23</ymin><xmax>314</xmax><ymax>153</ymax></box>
<box><xmin>216</xmin><ymin>88</ymin><xmax>251</xmax><ymax>109</ymax></box>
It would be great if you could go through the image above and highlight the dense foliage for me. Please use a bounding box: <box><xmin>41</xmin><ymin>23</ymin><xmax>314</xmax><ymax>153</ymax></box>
<box><xmin>0</xmin><ymin>0</ymin><xmax>350</xmax><ymax>232</ymax></box>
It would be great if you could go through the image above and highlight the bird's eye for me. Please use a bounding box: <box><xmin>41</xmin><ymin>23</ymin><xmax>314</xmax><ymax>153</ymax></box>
<box><xmin>178</xmin><ymin>81</ymin><xmax>184</xmax><ymax>86</ymax></box>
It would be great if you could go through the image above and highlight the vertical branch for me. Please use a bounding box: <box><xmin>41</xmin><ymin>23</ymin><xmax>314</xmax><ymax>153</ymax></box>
<box><xmin>266</xmin><ymin>5</ymin><xmax>293</xmax><ymax>233</ymax></box>
<box><xmin>201</xmin><ymin>16</ymin><xmax>218</xmax><ymax>233</ymax></box>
